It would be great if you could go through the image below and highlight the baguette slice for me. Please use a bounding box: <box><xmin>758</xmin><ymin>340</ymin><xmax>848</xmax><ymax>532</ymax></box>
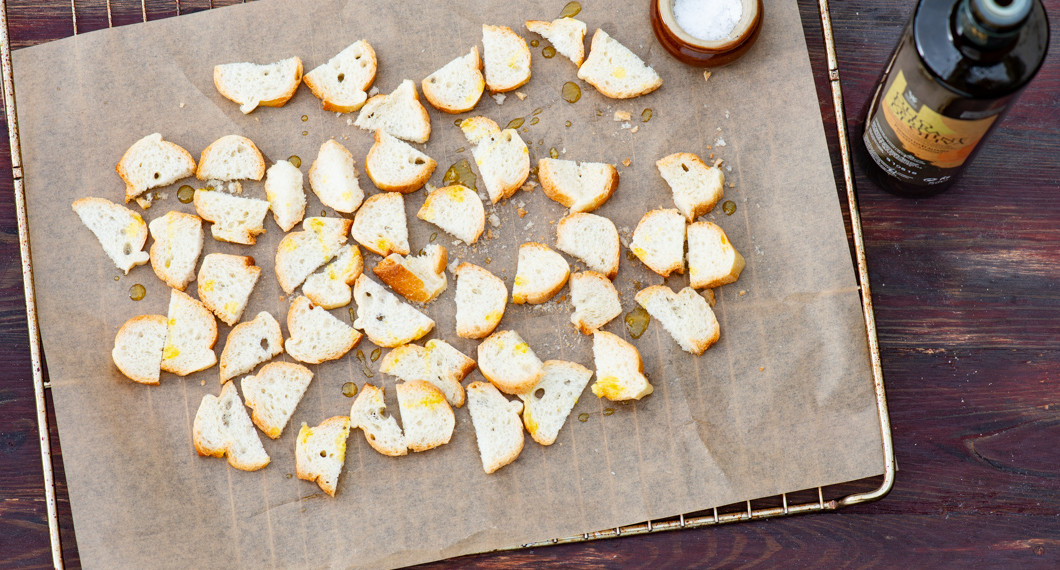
<box><xmin>161</xmin><ymin>289</ymin><xmax>218</xmax><ymax>376</ymax></box>
<box><xmin>197</xmin><ymin>253</ymin><xmax>261</xmax><ymax>326</ymax></box>
<box><xmin>688</xmin><ymin>221</ymin><xmax>746</xmax><ymax>289</ymax></box>
<box><xmin>422</xmin><ymin>47</ymin><xmax>485</xmax><ymax>114</ymax></box>
<box><xmin>353</xmin><ymin>79</ymin><xmax>431</xmax><ymax>143</ymax></box>
<box><xmin>302</xmin><ymin>245</ymin><xmax>364</xmax><ymax>309</ymax></box>
<box><xmin>466</xmin><ymin>381</ymin><xmax>524</xmax><ymax>473</ymax></box>
<box><xmin>591</xmin><ymin>330</ymin><xmax>653</xmax><ymax>401</ymax></box>
<box><xmin>461</xmin><ymin>117</ymin><xmax>530</xmax><ymax>203</ymax></box>
<box><xmin>309</xmin><ymin>140</ymin><xmax>364</xmax><ymax>214</ymax></box>
<box><xmin>379</xmin><ymin>339</ymin><xmax>476</xmax><ymax>407</ymax></box>
<box><xmin>477</xmin><ymin>329</ymin><xmax>544</xmax><ymax>395</ymax></box>
<box><xmin>219</xmin><ymin>311</ymin><xmax>283</xmax><ymax>384</ymax></box>
<box><xmin>351</xmin><ymin>192</ymin><xmax>410</xmax><ymax>256</ymax></box>
<box><xmin>454</xmin><ymin>263</ymin><xmax>508</xmax><ymax>339</ymax></box>
<box><xmin>284</xmin><ymin>296</ymin><xmax>362</xmax><ymax>364</ymax></box>
<box><xmin>569</xmin><ymin>271</ymin><xmax>622</xmax><ymax>334</ymax></box>
<box><xmin>242</xmin><ymin>361</ymin><xmax>313</xmax><ymax>439</ymax></box>
<box><xmin>397</xmin><ymin>380</ymin><xmax>455</xmax><ymax>452</ymax></box>
<box><xmin>275</xmin><ymin>216</ymin><xmax>352</xmax><ymax>294</ymax></box>
<box><xmin>364</xmin><ymin>130</ymin><xmax>437</xmax><ymax>193</ymax></box>
<box><xmin>417</xmin><ymin>184</ymin><xmax>485</xmax><ymax>244</ymax></box>
<box><xmin>295</xmin><ymin>416</ymin><xmax>351</xmax><ymax>497</ymax></box>
<box><xmin>116</xmin><ymin>133</ymin><xmax>196</xmax><ymax>203</ymax></box>
<box><xmin>264</xmin><ymin>160</ymin><xmax>306</xmax><ymax>232</ymax></box>
<box><xmin>630</xmin><ymin>208</ymin><xmax>686</xmax><ymax>277</ymax></box>
<box><xmin>555</xmin><ymin>212</ymin><xmax>620</xmax><ymax>279</ymax></box>
<box><xmin>148</xmin><ymin>211</ymin><xmax>203</xmax><ymax>291</ymax></box>
<box><xmin>111</xmin><ymin>314</ymin><xmax>167</xmax><ymax>385</ymax></box>
<box><xmin>656</xmin><ymin>152</ymin><xmax>725</xmax><ymax>222</ymax></box>
<box><xmin>577</xmin><ymin>29</ymin><xmax>662</xmax><ymax>99</ymax></box>
<box><xmin>635</xmin><ymin>285</ymin><xmax>720</xmax><ymax>355</ymax></box>
<box><xmin>214</xmin><ymin>57</ymin><xmax>302</xmax><ymax>114</ymax></box>
<box><xmin>525</xmin><ymin>18</ymin><xmax>588</xmax><ymax>66</ymax></box>
<box><xmin>372</xmin><ymin>244</ymin><xmax>448</xmax><ymax>304</ymax></box>
<box><xmin>193</xmin><ymin>189</ymin><xmax>270</xmax><ymax>245</ymax></box>
<box><xmin>193</xmin><ymin>382</ymin><xmax>270</xmax><ymax>471</ymax></box>
<box><xmin>520</xmin><ymin>360</ymin><xmax>593</xmax><ymax>445</ymax></box>
<box><xmin>538</xmin><ymin>158</ymin><xmax>619</xmax><ymax>213</ymax></box>
<box><xmin>482</xmin><ymin>24</ymin><xmax>532</xmax><ymax>93</ymax></box>
<box><xmin>72</xmin><ymin>197</ymin><xmax>150</xmax><ymax>274</ymax></box>
<box><xmin>349</xmin><ymin>384</ymin><xmax>407</xmax><ymax>457</ymax></box>
<box><xmin>352</xmin><ymin>275</ymin><xmax>435</xmax><ymax>348</ymax></box>
<box><xmin>196</xmin><ymin>135</ymin><xmax>266</xmax><ymax>181</ymax></box>
<box><xmin>303</xmin><ymin>40</ymin><xmax>377</xmax><ymax>113</ymax></box>
<box><xmin>512</xmin><ymin>242</ymin><xmax>570</xmax><ymax>304</ymax></box>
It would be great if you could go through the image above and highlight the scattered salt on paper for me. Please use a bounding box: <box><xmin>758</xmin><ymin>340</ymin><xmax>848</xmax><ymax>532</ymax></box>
<box><xmin>674</xmin><ymin>0</ymin><xmax>743</xmax><ymax>41</ymax></box>
<box><xmin>715</xmin><ymin>137</ymin><xmax>727</xmax><ymax>146</ymax></box>
<box><xmin>492</xmin><ymin>93</ymin><xmax>506</xmax><ymax>105</ymax></box>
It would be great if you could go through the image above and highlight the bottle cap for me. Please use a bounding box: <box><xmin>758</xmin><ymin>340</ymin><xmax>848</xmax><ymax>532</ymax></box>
<box><xmin>972</xmin><ymin>0</ymin><xmax>1032</xmax><ymax>30</ymax></box>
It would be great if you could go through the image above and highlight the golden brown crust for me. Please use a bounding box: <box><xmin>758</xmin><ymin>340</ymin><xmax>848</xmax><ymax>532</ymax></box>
<box><xmin>512</xmin><ymin>243</ymin><xmax>570</xmax><ymax>305</ymax></box>
<box><xmin>372</xmin><ymin>247</ymin><xmax>447</xmax><ymax>304</ymax></box>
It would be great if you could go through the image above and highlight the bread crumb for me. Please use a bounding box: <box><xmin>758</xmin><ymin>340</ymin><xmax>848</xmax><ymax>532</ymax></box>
<box><xmin>200</xmin><ymin>379</ymin><xmax>206</xmax><ymax>386</ymax></box>
<box><xmin>486</xmin><ymin>229</ymin><xmax>495</xmax><ymax>240</ymax></box>
<box><xmin>520</xmin><ymin>180</ymin><xmax>537</xmax><ymax>192</ymax></box>
<box><xmin>715</xmin><ymin>137</ymin><xmax>727</xmax><ymax>147</ymax></box>
<box><xmin>760</xmin><ymin>366</ymin><xmax>765</xmax><ymax>371</ymax></box>
<box><xmin>515</xmin><ymin>91</ymin><xmax>527</xmax><ymax>100</ymax></box>
<box><xmin>728</xmin><ymin>182</ymin><xmax>735</xmax><ymax>188</ymax></box>
<box><xmin>620</xmin><ymin>122</ymin><xmax>631</xmax><ymax>129</ymax></box>
<box><xmin>631</xmin><ymin>125</ymin><xmax>639</xmax><ymax>133</ymax></box>
<box><xmin>524</xmin><ymin>221</ymin><xmax>533</xmax><ymax>230</ymax></box>
<box><xmin>488</xmin><ymin>213</ymin><xmax>501</xmax><ymax>227</ymax></box>
<box><xmin>713</xmin><ymin>159</ymin><xmax>724</xmax><ymax>168</ymax></box>
<box><xmin>492</xmin><ymin>93</ymin><xmax>507</xmax><ymax>105</ymax></box>
<box><xmin>179</xmin><ymin>102</ymin><xmax>185</xmax><ymax>108</ymax></box>
<box><xmin>703</xmin><ymin>70</ymin><xmax>712</xmax><ymax>82</ymax></box>
<box><xmin>613</xmin><ymin>110</ymin><xmax>632</xmax><ymax>121</ymax></box>
<box><xmin>517</xmin><ymin>207</ymin><xmax>527</xmax><ymax>218</ymax></box>
<box><xmin>622</xmin><ymin>158</ymin><xmax>631</xmax><ymax>167</ymax></box>
<box><xmin>346</xmin><ymin>118</ymin><xmax>353</xmax><ymax>126</ymax></box>
<box><xmin>702</xmin><ymin>289</ymin><xmax>716</xmax><ymax>306</ymax></box>
<box><xmin>369</xmin><ymin>86</ymin><xmax>380</xmax><ymax>96</ymax></box>
<box><xmin>738</xmin><ymin>290</ymin><xmax>747</xmax><ymax>296</ymax></box>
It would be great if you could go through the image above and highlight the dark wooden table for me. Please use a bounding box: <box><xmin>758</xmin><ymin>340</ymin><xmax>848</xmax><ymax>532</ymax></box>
<box><xmin>2</xmin><ymin>0</ymin><xmax>1058</xmax><ymax>567</ymax></box>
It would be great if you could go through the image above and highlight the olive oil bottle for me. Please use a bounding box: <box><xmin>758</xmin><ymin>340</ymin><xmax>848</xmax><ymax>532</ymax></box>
<box><xmin>861</xmin><ymin>0</ymin><xmax>1049</xmax><ymax>197</ymax></box>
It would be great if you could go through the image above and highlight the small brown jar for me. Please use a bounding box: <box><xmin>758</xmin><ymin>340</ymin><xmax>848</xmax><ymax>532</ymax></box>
<box><xmin>651</xmin><ymin>0</ymin><xmax>764</xmax><ymax>67</ymax></box>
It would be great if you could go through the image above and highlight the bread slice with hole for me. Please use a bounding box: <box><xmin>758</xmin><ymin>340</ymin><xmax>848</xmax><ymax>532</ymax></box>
<box><xmin>309</xmin><ymin>140</ymin><xmax>364</xmax><ymax>214</ymax></box>
<box><xmin>214</xmin><ymin>56</ymin><xmax>302</xmax><ymax>114</ymax></box>
<box><xmin>197</xmin><ymin>253</ymin><xmax>261</xmax><ymax>326</ymax></box>
<box><xmin>72</xmin><ymin>197</ymin><xmax>150</xmax><ymax>274</ymax></box>
<box><xmin>455</xmin><ymin>262</ymin><xmax>508</xmax><ymax>339</ymax></box>
<box><xmin>264</xmin><ymin>160</ymin><xmax>306</xmax><ymax>232</ymax></box>
<box><xmin>241</xmin><ymin>361</ymin><xmax>313</xmax><ymax>439</ymax></box>
<box><xmin>193</xmin><ymin>189</ymin><xmax>270</xmax><ymax>245</ymax></box>
<box><xmin>219</xmin><ymin>311</ymin><xmax>283</xmax><ymax>384</ymax></box>
<box><xmin>525</xmin><ymin>17</ymin><xmax>587</xmax><ymax>66</ymax></box>
<box><xmin>482</xmin><ymin>25</ymin><xmax>531</xmax><ymax>93</ymax></box>
<box><xmin>353</xmin><ymin>79</ymin><xmax>432</xmax><ymax>143</ymax></box>
<box><xmin>161</xmin><ymin>289</ymin><xmax>218</xmax><ymax>376</ymax></box>
<box><xmin>422</xmin><ymin>47</ymin><xmax>485</xmax><ymax>114</ymax></box>
<box><xmin>512</xmin><ymin>242</ymin><xmax>570</xmax><ymax>304</ymax></box>
<box><xmin>380</xmin><ymin>339</ymin><xmax>476</xmax><ymax>407</ymax></box>
<box><xmin>461</xmin><ymin>116</ymin><xmax>530</xmax><ymax>203</ymax></box>
<box><xmin>397</xmin><ymin>380</ymin><xmax>455</xmax><ymax>452</ymax></box>
<box><xmin>466</xmin><ymin>381</ymin><xmax>524</xmax><ymax>473</ymax></box>
<box><xmin>372</xmin><ymin>244</ymin><xmax>447</xmax><ymax>303</ymax></box>
<box><xmin>352</xmin><ymin>275</ymin><xmax>435</xmax><ymax>347</ymax></box>
<box><xmin>295</xmin><ymin>416</ymin><xmax>351</xmax><ymax>496</ymax></box>
<box><xmin>302</xmin><ymin>245</ymin><xmax>364</xmax><ymax>309</ymax></box>
<box><xmin>656</xmin><ymin>152</ymin><xmax>725</xmax><ymax>222</ymax></box>
<box><xmin>538</xmin><ymin>158</ymin><xmax>619</xmax><ymax>213</ymax></box>
<box><xmin>364</xmin><ymin>130</ymin><xmax>437</xmax><ymax>193</ymax></box>
<box><xmin>116</xmin><ymin>133</ymin><xmax>196</xmax><ymax>204</ymax></box>
<box><xmin>591</xmin><ymin>330</ymin><xmax>653</xmax><ymax>401</ymax></box>
<box><xmin>417</xmin><ymin>184</ymin><xmax>485</xmax><ymax>244</ymax></box>
<box><xmin>148</xmin><ymin>211</ymin><xmax>203</xmax><ymax>291</ymax></box>
<box><xmin>569</xmin><ymin>271</ymin><xmax>622</xmax><ymax>334</ymax></box>
<box><xmin>688</xmin><ymin>221</ymin><xmax>746</xmax><ymax>289</ymax></box>
<box><xmin>349</xmin><ymin>383</ymin><xmax>407</xmax><ymax>457</ymax></box>
<box><xmin>196</xmin><ymin>135</ymin><xmax>266</xmax><ymax>181</ymax></box>
<box><xmin>275</xmin><ymin>216</ymin><xmax>352</xmax><ymax>294</ymax></box>
<box><xmin>630</xmin><ymin>208</ymin><xmax>686</xmax><ymax>277</ymax></box>
<box><xmin>635</xmin><ymin>285</ymin><xmax>721</xmax><ymax>355</ymax></box>
<box><xmin>520</xmin><ymin>360</ymin><xmax>593</xmax><ymax>445</ymax></box>
<box><xmin>477</xmin><ymin>329</ymin><xmax>544</xmax><ymax>395</ymax></box>
<box><xmin>193</xmin><ymin>382</ymin><xmax>270</xmax><ymax>471</ymax></box>
<box><xmin>303</xmin><ymin>39</ymin><xmax>377</xmax><ymax>113</ymax></box>
<box><xmin>577</xmin><ymin>28</ymin><xmax>662</xmax><ymax>99</ymax></box>
<box><xmin>284</xmin><ymin>295</ymin><xmax>362</xmax><ymax>364</ymax></box>
<box><xmin>112</xmin><ymin>314</ymin><xmax>167</xmax><ymax>385</ymax></box>
<box><xmin>351</xmin><ymin>192</ymin><xmax>410</xmax><ymax>257</ymax></box>
<box><xmin>555</xmin><ymin>212</ymin><xmax>620</xmax><ymax>279</ymax></box>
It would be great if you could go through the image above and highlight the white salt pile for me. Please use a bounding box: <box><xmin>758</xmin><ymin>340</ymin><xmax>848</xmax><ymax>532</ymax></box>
<box><xmin>673</xmin><ymin>0</ymin><xmax>743</xmax><ymax>42</ymax></box>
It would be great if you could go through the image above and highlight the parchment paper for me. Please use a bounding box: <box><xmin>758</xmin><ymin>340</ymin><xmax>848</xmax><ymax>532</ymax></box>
<box><xmin>13</xmin><ymin>0</ymin><xmax>885</xmax><ymax>567</ymax></box>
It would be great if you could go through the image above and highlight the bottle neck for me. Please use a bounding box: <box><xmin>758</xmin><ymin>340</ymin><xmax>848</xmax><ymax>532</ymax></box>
<box><xmin>954</xmin><ymin>0</ymin><xmax>1032</xmax><ymax>57</ymax></box>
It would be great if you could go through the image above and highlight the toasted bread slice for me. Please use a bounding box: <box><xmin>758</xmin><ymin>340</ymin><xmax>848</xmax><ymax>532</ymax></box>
<box><xmin>303</xmin><ymin>40</ymin><xmax>377</xmax><ymax>113</ymax></box>
<box><xmin>466</xmin><ymin>381</ymin><xmax>524</xmax><ymax>473</ymax></box>
<box><xmin>302</xmin><ymin>245</ymin><xmax>364</xmax><ymax>309</ymax></box>
<box><xmin>351</xmin><ymin>192</ymin><xmax>410</xmax><ymax>256</ymax></box>
<box><xmin>482</xmin><ymin>25</ymin><xmax>532</xmax><ymax>93</ymax></box>
<box><xmin>688</xmin><ymin>221</ymin><xmax>745</xmax><ymax>289</ymax></box>
<box><xmin>242</xmin><ymin>361</ymin><xmax>313</xmax><ymax>439</ymax></box>
<box><xmin>525</xmin><ymin>18</ymin><xmax>587</xmax><ymax>66</ymax></box>
<box><xmin>275</xmin><ymin>216</ymin><xmax>351</xmax><ymax>294</ymax></box>
<box><xmin>364</xmin><ymin>130</ymin><xmax>437</xmax><ymax>193</ymax></box>
<box><xmin>635</xmin><ymin>285</ymin><xmax>720</xmax><ymax>355</ymax></box>
<box><xmin>512</xmin><ymin>242</ymin><xmax>570</xmax><ymax>304</ymax></box>
<box><xmin>111</xmin><ymin>314</ymin><xmax>167</xmax><ymax>385</ymax></box>
<box><xmin>116</xmin><ymin>133</ymin><xmax>196</xmax><ymax>203</ymax></box>
<box><xmin>295</xmin><ymin>416</ymin><xmax>351</xmax><ymax>496</ymax></box>
<box><xmin>477</xmin><ymin>329</ymin><xmax>544</xmax><ymax>395</ymax></box>
<box><xmin>569</xmin><ymin>271</ymin><xmax>622</xmax><ymax>334</ymax></box>
<box><xmin>148</xmin><ymin>211</ymin><xmax>203</xmax><ymax>291</ymax></box>
<box><xmin>193</xmin><ymin>189</ymin><xmax>270</xmax><ymax>245</ymax></box>
<box><xmin>219</xmin><ymin>311</ymin><xmax>283</xmax><ymax>384</ymax></box>
<box><xmin>520</xmin><ymin>360</ymin><xmax>593</xmax><ymax>445</ymax></box>
<box><xmin>454</xmin><ymin>262</ymin><xmax>508</xmax><ymax>339</ymax></box>
<box><xmin>72</xmin><ymin>197</ymin><xmax>150</xmax><ymax>274</ymax></box>
<box><xmin>538</xmin><ymin>158</ymin><xmax>618</xmax><ymax>213</ymax></box>
<box><xmin>372</xmin><ymin>244</ymin><xmax>448</xmax><ymax>303</ymax></box>
<box><xmin>161</xmin><ymin>289</ymin><xmax>218</xmax><ymax>376</ymax></box>
<box><xmin>309</xmin><ymin>140</ymin><xmax>364</xmax><ymax>214</ymax></box>
<box><xmin>461</xmin><ymin>116</ymin><xmax>530</xmax><ymax>203</ymax></box>
<box><xmin>197</xmin><ymin>253</ymin><xmax>261</xmax><ymax>326</ymax></box>
<box><xmin>196</xmin><ymin>135</ymin><xmax>266</xmax><ymax>181</ymax></box>
<box><xmin>630</xmin><ymin>208</ymin><xmax>686</xmax><ymax>277</ymax></box>
<box><xmin>264</xmin><ymin>160</ymin><xmax>306</xmax><ymax>232</ymax></box>
<box><xmin>380</xmin><ymin>339</ymin><xmax>476</xmax><ymax>407</ymax></box>
<box><xmin>422</xmin><ymin>47</ymin><xmax>485</xmax><ymax>114</ymax></box>
<box><xmin>396</xmin><ymin>380</ymin><xmax>455</xmax><ymax>452</ymax></box>
<box><xmin>656</xmin><ymin>152</ymin><xmax>725</xmax><ymax>222</ymax></box>
<box><xmin>591</xmin><ymin>330</ymin><xmax>653</xmax><ymax>401</ymax></box>
<box><xmin>214</xmin><ymin>56</ymin><xmax>302</xmax><ymax>114</ymax></box>
<box><xmin>352</xmin><ymin>275</ymin><xmax>434</xmax><ymax>347</ymax></box>
<box><xmin>193</xmin><ymin>382</ymin><xmax>269</xmax><ymax>471</ymax></box>
<box><xmin>350</xmin><ymin>384</ymin><xmax>407</xmax><ymax>457</ymax></box>
<box><xmin>353</xmin><ymin>79</ymin><xmax>431</xmax><ymax>143</ymax></box>
<box><xmin>555</xmin><ymin>212</ymin><xmax>620</xmax><ymax>279</ymax></box>
<box><xmin>417</xmin><ymin>184</ymin><xmax>485</xmax><ymax>244</ymax></box>
<box><xmin>284</xmin><ymin>296</ymin><xmax>362</xmax><ymax>364</ymax></box>
<box><xmin>577</xmin><ymin>29</ymin><xmax>662</xmax><ymax>99</ymax></box>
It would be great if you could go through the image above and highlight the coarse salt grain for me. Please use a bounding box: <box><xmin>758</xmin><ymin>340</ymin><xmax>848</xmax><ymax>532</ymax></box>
<box><xmin>674</xmin><ymin>0</ymin><xmax>743</xmax><ymax>41</ymax></box>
